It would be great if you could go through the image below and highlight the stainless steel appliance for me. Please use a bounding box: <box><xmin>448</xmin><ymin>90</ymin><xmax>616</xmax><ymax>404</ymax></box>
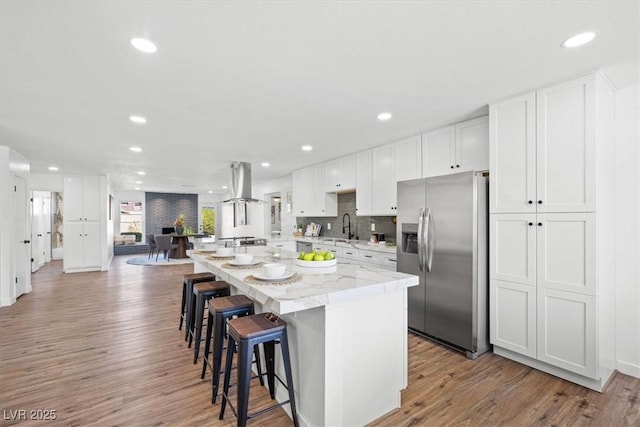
<box><xmin>397</xmin><ymin>171</ymin><xmax>489</xmax><ymax>359</ymax></box>
<box><xmin>217</xmin><ymin>236</ymin><xmax>267</xmax><ymax>247</ymax></box>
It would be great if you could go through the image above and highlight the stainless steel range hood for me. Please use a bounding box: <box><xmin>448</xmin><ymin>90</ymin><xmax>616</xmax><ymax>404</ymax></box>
<box><xmin>222</xmin><ymin>161</ymin><xmax>264</xmax><ymax>204</ymax></box>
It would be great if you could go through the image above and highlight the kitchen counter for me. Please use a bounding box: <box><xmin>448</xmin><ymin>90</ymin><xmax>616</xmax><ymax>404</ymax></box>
<box><xmin>191</xmin><ymin>246</ymin><xmax>418</xmax><ymax>427</ymax></box>
<box><xmin>270</xmin><ymin>236</ymin><xmax>398</xmax><ymax>254</ymax></box>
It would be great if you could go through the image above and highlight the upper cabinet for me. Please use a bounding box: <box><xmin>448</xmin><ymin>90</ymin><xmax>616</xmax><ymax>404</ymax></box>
<box><xmin>395</xmin><ymin>135</ymin><xmax>422</xmax><ymax>182</ymax></box>
<box><xmin>355</xmin><ymin>150</ymin><xmax>372</xmax><ymax>216</ymax></box>
<box><xmin>325</xmin><ymin>154</ymin><xmax>356</xmax><ymax>192</ymax></box>
<box><xmin>422</xmin><ymin>116</ymin><xmax>489</xmax><ymax>178</ymax></box>
<box><xmin>490</xmin><ymin>75</ymin><xmax>597</xmax><ymax>214</ymax></box>
<box><xmin>65</xmin><ymin>176</ymin><xmax>101</xmax><ymax>221</ymax></box>
<box><xmin>292</xmin><ymin>164</ymin><xmax>337</xmax><ymax>217</ymax></box>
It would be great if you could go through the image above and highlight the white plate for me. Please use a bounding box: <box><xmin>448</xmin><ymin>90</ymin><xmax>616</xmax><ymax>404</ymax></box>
<box><xmin>229</xmin><ymin>260</ymin><xmax>260</xmax><ymax>266</ymax></box>
<box><xmin>252</xmin><ymin>271</ymin><xmax>295</xmax><ymax>281</ymax></box>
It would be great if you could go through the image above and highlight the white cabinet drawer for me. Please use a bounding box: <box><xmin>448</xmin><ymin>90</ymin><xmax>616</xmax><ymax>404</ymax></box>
<box><xmin>359</xmin><ymin>250</ymin><xmax>397</xmax><ymax>271</ymax></box>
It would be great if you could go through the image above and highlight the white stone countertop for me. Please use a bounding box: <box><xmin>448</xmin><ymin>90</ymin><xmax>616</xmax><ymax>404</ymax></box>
<box><xmin>191</xmin><ymin>246</ymin><xmax>417</xmax><ymax>315</ymax></box>
<box><xmin>267</xmin><ymin>236</ymin><xmax>398</xmax><ymax>254</ymax></box>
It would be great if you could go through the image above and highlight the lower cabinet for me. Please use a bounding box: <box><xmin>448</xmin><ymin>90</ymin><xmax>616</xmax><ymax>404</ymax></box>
<box><xmin>64</xmin><ymin>221</ymin><xmax>101</xmax><ymax>270</ymax></box>
<box><xmin>267</xmin><ymin>241</ymin><xmax>297</xmax><ymax>252</ymax></box>
<box><xmin>537</xmin><ymin>288</ymin><xmax>597</xmax><ymax>378</ymax></box>
<box><xmin>490</xmin><ymin>280</ymin><xmax>536</xmax><ymax>358</ymax></box>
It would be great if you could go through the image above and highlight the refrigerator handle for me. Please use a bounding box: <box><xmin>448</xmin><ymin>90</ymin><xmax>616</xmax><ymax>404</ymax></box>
<box><xmin>417</xmin><ymin>208</ymin><xmax>424</xmax><ymax>272</ymax></box>
<box><xmin>425</xmin><ymin>208</ymin><xmax>433</xmax><ymax>272</ymax></box>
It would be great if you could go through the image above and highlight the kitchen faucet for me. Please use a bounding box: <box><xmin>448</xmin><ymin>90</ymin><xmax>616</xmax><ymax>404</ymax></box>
<box><xmin>342</xmin><ymin>213</ymin><xmax>354</xmax><ymax>240</ymax></box>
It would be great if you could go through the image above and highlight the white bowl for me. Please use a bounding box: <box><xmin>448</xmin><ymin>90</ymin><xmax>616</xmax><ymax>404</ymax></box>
<box><xmin>216</xmin><ymin>247</ymin><xmax>234</xmax><ymax>257</ymax></box>
<box><xmin>234</xmin><ymin>253</ymin><xmax>254</xmax><ymax>264</ymax></box>
<box><xmin>262</xmin><ymin>263</ymin><xmax>286</xmax><ymax>278</ymax></box>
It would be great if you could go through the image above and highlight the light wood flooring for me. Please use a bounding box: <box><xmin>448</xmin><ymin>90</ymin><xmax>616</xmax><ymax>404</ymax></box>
<box><xmin>0</xmin><ymin>256</ymin><xmax>638</xmax><ymax>426</ymax></box>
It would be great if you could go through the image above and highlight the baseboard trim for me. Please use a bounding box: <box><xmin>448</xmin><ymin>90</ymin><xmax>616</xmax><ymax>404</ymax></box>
<box><xmin>616</xmin><ymin>360</ymin><xmax>640</xmax><ymax>379</ymax></box>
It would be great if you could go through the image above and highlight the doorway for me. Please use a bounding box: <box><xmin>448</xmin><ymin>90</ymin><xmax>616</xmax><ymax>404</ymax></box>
<box><xmin>201</xmin><ymin>206</ymin><xmax>216</xmax><ymax>236</ymax></box>
<box><xmin>266</xmin><ymin>192</ymin><xmax>282</xmax><ymax>238</ymax></box>
<box><xmin>31</xmin><ymin>191</ymin><xmax>52</xmax><ymax>272</ymax></box>
<box><xmin>13</xmin><ymin>175</ymin><xmax>30</xmax><ymax>298</ymax></box>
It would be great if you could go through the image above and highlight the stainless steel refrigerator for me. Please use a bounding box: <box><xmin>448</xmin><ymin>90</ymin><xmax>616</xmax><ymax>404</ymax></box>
<box><xmin>397</xmin><ymin>171</ymin><xmax>489</xmax><ymax>359</ymax></box>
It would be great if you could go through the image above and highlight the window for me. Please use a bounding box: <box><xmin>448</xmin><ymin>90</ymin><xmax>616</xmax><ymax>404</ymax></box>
<box><xmin>120</xmin><ymin>201</ymin><xmax>143</xmax><ymax>234</ymax></box>
<box><xmin>202</xmin><ymin>207</ymin><xmax>215</xmax><ymax>235</ymax></box>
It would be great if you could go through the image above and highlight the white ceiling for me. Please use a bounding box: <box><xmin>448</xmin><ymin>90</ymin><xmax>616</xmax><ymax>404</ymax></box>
<box><xmin>1</xmin><ymin>1</ymin><xmax>638</xmax><ymax>195</ymax></box>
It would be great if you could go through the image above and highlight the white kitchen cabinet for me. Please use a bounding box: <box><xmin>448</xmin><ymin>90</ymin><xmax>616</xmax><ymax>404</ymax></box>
<box><xmin>358</xmin><ymin>249</ymin><xmax>397</xmax><ymax>271</ymax></box>
<box><xmin>355</xmin><ymin>150</ymin><xmax>373</xmax><ymax>216</ymax></box>
<box><xmin>65</xmin><ymin>176</ymin><xmax>101</xmax><ymax>221</ymax></box>
<box><xmin>489</xmin><ymin>72</ymin><xmax>615</xmax><ymax>391</ymax></box>
<box><xmin>312</xmin><ymin>243</ymin><xmax>342</xmax><ymax>258</ymax></box>
<box><xmin>537</xmin><ymin>288</ymin><xmax>597</xmax><ymax>378</ymax></box>
<box><xmin>422</xmin><ymin>116</ymin><xmax>489</xmax><ymax>178</ymax></box>
<box><xmin>490</xmin><ymin>75</ymin><xmax>596</xmax><ymax>214</ymax></box>
<box><xmin>292</xmin><ymin>166</ymin><xmax>337</xmax><ymax>217</ymax></box>
<box><xmin>358</xmin><ymin>136</ymin><xmax>421</xmax><ymax>217</ymax></box>
<box><xmin>490</xmin><ymin>279</ymin><xmax>536</xmax><ymax>358</ymax></box>
<box><xmin>64</xmin><ymin>221</ymin><xmax>101</xmax><ymax>269</ymax></box>
<box><xmin>267</xmin><ymin>240</ymin><xmax>297</xmax><ymax>252</ymax></box>
<box><xmin>325</xmin><ymin>154</ymin><xmax>356</xmax><ymax>192</ymax></box>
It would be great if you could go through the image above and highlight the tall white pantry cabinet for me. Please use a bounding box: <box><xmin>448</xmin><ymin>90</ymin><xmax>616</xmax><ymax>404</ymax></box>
<box><xmin>489</xmin><ymin>72</ymin><xmax>615</xmax><ymax>391</ymax></box>
<box><xmin>63</xmin><ymin>176</ymin><xmax>104</xmax><ymax>272</ymax></box>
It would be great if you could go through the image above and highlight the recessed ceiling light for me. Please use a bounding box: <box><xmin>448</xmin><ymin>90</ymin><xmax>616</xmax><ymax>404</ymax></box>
<box><xmin>134</xmin><ymin>187</ymin><xmax>141</xmax><ymax>191</ymax></box>
<box><xmin>135</xmin><ymin>181</ymin><xmax>143</xmax><ymax>184</ymax></box>
<box><xmin>208</xmin><ymin>190</ymin><xmax>213</xmax><ymax>194</ymax></box>
<box><xmin>561</xmin><ymin>32</ymin><xmax>597</xmax><ymax>48</ymax></box>
<box><xmin>377</xmin><ymin>112</ymin><xmax>392</xmax><ymax>121</ymax></box>
<box><xmin>129</xmin><ymin>115</ymin><xmax>147</xmax><ymax>124</ymax></box>
<box><xmin>129</xmin><ymin>146</ymin><xmax>142</xmax><ymax>153</ymax></box>
<box><xmin>222</xmin><ymin>185</ymin><xmax>228</xmax><ymax>190</ymax></box>
<box><xmin>301</xmin><ymin>145</ymin><xmax>313</xmax><ymax>152</ymax></box>
<box><xmin>137</xmin><ymin>171</ymin><xmax>146</xmax><ymax>176</ymax></box>
<box><xmin>130</xmin><ymin>37</ymin><xmax>157</xmax><ymax>53</ymax></box>
<box><xmin>261</xmin><ymin>162</ymin><xmax>270</xmax><ymax>167</ymax></box>
<box><xmin>48</xmin><ymin>166</ymin><xmax>59</xmax><ymax>171</ymax></box>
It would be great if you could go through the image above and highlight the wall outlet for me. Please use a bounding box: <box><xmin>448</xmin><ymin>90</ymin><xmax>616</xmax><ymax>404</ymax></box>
<box><xmin>371</xmin><ymin>223</ymin><xmax>375</xmax><ymax>231</ymax></box>
<box><xmin>327</xmin><ymin>223</ymin><xmax>331</xmax><ymax>230</ymax></box>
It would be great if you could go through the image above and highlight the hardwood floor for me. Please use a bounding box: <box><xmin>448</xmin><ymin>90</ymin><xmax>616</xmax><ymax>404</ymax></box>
<box><xmin>1</xmin><ymin>257</ymin><xmax>638</xmax><ymax>426</ymax></box>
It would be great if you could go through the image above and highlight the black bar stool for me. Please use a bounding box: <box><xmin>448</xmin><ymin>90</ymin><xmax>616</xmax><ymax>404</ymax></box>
<box><xmin>201</xmin><ymin>295</ymin><xmax>263</xmax><ymax>403</ymax></box>
<box><xmin>180</xmin><ymin>272</ymin><xmax>216</xmax><ymax>337</ymax></box>
<box><xmin>188</xmin><ymin>281</ymin><xmax>231</xmax><ymax>363</ymax></box>
<box><xmin>219</xmin><ymin>312</ymin><xmax>299</xmax><ymax>427</ymax></box>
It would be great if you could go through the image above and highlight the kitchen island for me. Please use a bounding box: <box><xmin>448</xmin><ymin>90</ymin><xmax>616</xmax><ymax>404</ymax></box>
<box><xmin>191</xmin><ymin>246</ymin><xmax>418</xmax><ymax>427</ymax></box>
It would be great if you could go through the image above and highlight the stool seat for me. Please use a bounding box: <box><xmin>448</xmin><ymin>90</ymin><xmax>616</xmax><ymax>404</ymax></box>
<box><xmin>189</xmin><ymin>281</ymin><xmax>231</xmax><ymax>363</ymax></box>
<box><xmin>210</xmin><ymin>294</ymin><xmax>254</xmax><ymax>313</ymax></box>
<box><xmin>184</xmin><ymin>272</ymin><xmax>216</xmax><ymax>282</ymax></box>
<box><xmin>228</xmin><ymin>312</ymin><xmax>286</xmax><ymax>340</ymax></box>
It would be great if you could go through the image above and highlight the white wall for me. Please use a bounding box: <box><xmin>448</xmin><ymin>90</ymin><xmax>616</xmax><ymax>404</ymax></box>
<box><xmin>30</xmin><ymin>173</ymin><xmax>63</xmax><ymax>192</ymax></box>
<box><xmin>615</xmin><ymin>84</ymin><xmax>640</xmax><ymax>377</ymax></box>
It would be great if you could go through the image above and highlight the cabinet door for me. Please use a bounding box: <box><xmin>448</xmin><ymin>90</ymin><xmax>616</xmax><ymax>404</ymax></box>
<box><xmin>64</xmin><ymin>177</ymin><xmax>85</xmax><ymax>221</ymax></box>
<box><xmin>536</xmin><ymin>75</ymin><xmax>596</xmax><ymax>213</ymax></box>
<box><xmin>325</xmin><ymin>159</ymin><xmax>340</xmax><ymax>192</ymax></box>
<box><xmin>490</xmin><ymin>214</ymin><xmax>536</xmax><ymax>286</ymax></box>
<box><xmin>537</xmin><ymin>288</ymin><xmax>597</xmax><ymax>378</ymax></box>
<box><xmin>338</xmin><ymin>154</ymin><xmax>356</xmax><ymax>191</ymax></box>
<box><xmin>63</xmin><ymin>221</ymin><xmax>86</xmax><ymax>269</ymax></box>
<box><xmin>489</xmin><ymin>93</ymin><xmax>536</xmax><ymax>213</ymax></box>
<box><xmin>371</xmin><ymin>144</ymin><xmax>396</xmax><ymax>215</ymax></box>
<box><xmin>82</xmin><ymin>176</ymin><xmax>101</xmax><ymax>221</ymax></box>
<box><xmin>455</xmin><ymin>115</ymin><xmax>489</xmax><ymax>173</ymax></box>
<box><xmin>356</xmin><ymin>150</ymin><xmax>372</xmax><ymax>216</ymax></box>
<box><xmin>422</xmin><ymin>126</ymin><xmax>455</xmax><ymax>178</ymax></box>
<box><xmin>395</xmin><ymin>135</ymin><xmax>422</xmax><ymax>182</ymax></box>
<box><xmin>313</xmin><ymin>164</ymin><xmax>337</xmax><ymax>216</ymax></box>
<box><xmin>292</xmin><ymin>168</ymin><xmax>313</xmax><ymax>216</ymax></box>
<box><xmin>490</xmin><ymin>280</ymin><xmax>536</xmax><ymax>357</ymax></box>
<box><xmin>536</xmin><ymin>213</ymin><xmax>595</xmax><ymax>295</ymax></box>
<box><xmin>83</xmin><ymin>221</ymin><xmax>102</xmax><ymax>267</ymax></box>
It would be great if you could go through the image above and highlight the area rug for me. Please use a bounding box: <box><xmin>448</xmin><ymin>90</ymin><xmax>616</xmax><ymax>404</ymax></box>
<box><xmin>126</xmin><ymin>256</ymin><xmax>194</xmax><ymax>266</ymax></box>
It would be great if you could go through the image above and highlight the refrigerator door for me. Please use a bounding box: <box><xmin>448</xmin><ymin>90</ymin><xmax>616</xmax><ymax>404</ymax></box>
<box><xmin>397</xmin><ymin>178</ymin><xmax>427</xmax><ymax>333</ymax></box>
<box><xmin>424</xmin><ymin>172</ymin><xmax>476</xmax><ymax>351</ymax></box>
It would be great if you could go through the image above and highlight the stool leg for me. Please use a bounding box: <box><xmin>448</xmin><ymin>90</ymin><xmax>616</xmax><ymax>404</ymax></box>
<box><xmin>236</xmin><ymin>339</ymin><xmax>253</xmax><ymax>427</ymax></box>
<box><xmin>193</xmin><ymin>294</ymin><xmax>207</xmax><ymax>363</ymax></box>
<box><xmin>201</xmin><ymin>309</ymin><xmax>214</xmax><ymax>379</ymax></box>
<box><xmin>280</xmin><ymin>333</ymin><xmax>299</xmax><ymax>427</ymax></box>
<box><xmin>179</xmin><ymin>281</ymin><xmax>186</xmax><ymax>330</ymax></box>
<box><xmin>188</xmin><ymin>292</ymin><xmax>197</xmax><ymax>347</ymax></box>
<box><xmin>211</xmin><ymin>313</ymin><xmax>226</xmax><ymax>403</ymax></box>
<box><xmin>253</xmin><ymin>344</ymin><xmax>265</xmax><ymax>387</ymax></box>
<box><xmin>264</xmin><ymin>341</ymin><xmax>276</xmax><ymax>399</ymax></box>
<box><xmin>219</xmin><ymin>335</ymin><xmax>236</xmax><ymax>420</ymax></box>
<box><xmin>184</xmin><ymin>283</ymin><xmax>193</xmax><ymax>341</ymax></box>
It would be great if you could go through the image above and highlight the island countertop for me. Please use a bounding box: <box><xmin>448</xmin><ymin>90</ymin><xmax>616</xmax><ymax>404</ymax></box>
<box><xmin>190</xmin><ymin>246</ymin><xmax>418</xmax><ymax>315</ymax></box>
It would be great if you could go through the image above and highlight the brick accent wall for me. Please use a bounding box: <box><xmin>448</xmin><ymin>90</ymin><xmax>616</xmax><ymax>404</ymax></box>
<box><xmin>145</xmin><ymin>192</ymin><xmax>198</xmax><ymax>235</ymax></box>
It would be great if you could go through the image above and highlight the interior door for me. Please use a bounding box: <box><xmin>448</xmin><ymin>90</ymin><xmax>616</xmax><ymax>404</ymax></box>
<box><xmin>43</xmin><ymin>193</ymin><xmax>52</xmax><ymax>262</ymax></box>
<box><xmin>13</xmin><ymin>175</ymin><xmax>30</xmax><ymax>298</ymax></box>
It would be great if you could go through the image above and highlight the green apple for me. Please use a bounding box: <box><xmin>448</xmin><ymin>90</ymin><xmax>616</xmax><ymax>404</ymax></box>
<box><xmin>303</xmin><ymin>253</ymin><xmax>315</xmax><ymax>261</ymax></box>
<box><xmin>313</xmin><ymin>254</ymin><xmax>325</xmax><ymax>261</ymax></box>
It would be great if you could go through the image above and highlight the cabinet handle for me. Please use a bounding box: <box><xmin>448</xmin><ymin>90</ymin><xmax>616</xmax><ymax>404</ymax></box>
<box><xmin>387</xmin><ymin>259</ymin><xmax>397</xmax><ymax>263</ymax></box>
<box><xmin>450</xmin><ymin>165</ymin><xmax>454</xmax><ymax>169</ymax></box>
<box><xmin>528</xmin><ymin>200</ymin><xmax>533</xmax><ymax>204</ymax></box>
<box><xmin>23</xmin><ymin>240</ymin><xmax>30</xmax><ymax>244</ymax></box>
<box><xmin>456</xmin><ymin>164</ymin><xmax>460</xmax><ymax>168</ymax></box>
<box><xmin>538</xmin><ymin>200</ymin><xmax>542</xmax><ymax>204</ymax></box>
<box><xmin>537</xmin><ymin>222</ymin><xmax>542</xmax><ymax>226</ymax></box>
<box><xmin>528</xmin><ymin>222</ymin><xmax>533</xmax><ymax>226</ymax></box>
<box><xmin>364</xmin><ymin>255</ymin><xmax>372</xmax><ymax>258</ymax></box>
